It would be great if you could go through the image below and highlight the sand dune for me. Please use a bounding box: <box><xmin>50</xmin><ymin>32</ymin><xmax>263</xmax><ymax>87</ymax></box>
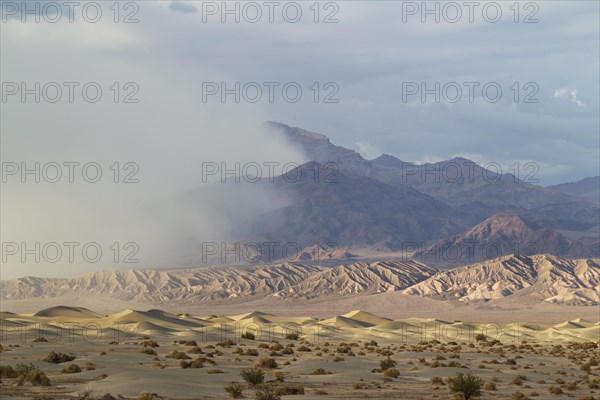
<box><xmin>33</xmin><ymin>305</ymin><xmax>102</xmax><ymax>319</ymax></box>
<box><xmin>3</xmin><ymin>306</ymin><xmax>597</xmax><ymax>343</ymax></box>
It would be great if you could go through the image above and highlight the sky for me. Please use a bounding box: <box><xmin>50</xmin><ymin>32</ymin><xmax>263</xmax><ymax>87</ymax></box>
<box><xmin>1</xmin><ymin>0</ymin><xmax>599</xmax><ymax>278</ymax></box>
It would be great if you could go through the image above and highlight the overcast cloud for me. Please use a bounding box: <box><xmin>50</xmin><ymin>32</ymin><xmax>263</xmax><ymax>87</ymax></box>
<box><xmin>1</xmin><ymin>0</ymin><xmax>598</xmax><ymax>278</ymax></box>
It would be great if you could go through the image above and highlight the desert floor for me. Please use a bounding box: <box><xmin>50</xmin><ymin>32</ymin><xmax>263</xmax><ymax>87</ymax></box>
<box><xmin>0</xmin><ymin>307</ymin><xmax>599</xmax><ymax>400</ymax></box>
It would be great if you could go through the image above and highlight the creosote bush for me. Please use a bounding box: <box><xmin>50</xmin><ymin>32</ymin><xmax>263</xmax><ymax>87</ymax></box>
<box><xmin>241</xmin><ymin>368</ymin><xmax>265</xmax><ymax>385</ymax></box>
<box><xmin>225</xmin><ymin>383</ymin><xmax>244</xmax><ymax>399</ymax></box>
<box><xmin>61</xmin><ymin>364</ymin><xmax>82</xmax><ymax>374</ymax></box>
<box><xmin>447</xmin><ymin>372</ymin><xmax>484</xmax><ymax>400</ymax></box>
<box><xmin>42</xmin><ymin>351</ymin><xmax>76</xmax><ymax>364</ymax></box>
<box><xmin>380</xmin><ymin>355</ymin><xmax>397</xmax><ymax>370</ymax></box>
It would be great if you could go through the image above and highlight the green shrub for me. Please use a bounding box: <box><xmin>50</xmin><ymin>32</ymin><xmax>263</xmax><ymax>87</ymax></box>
<box><xmin>225</xmin><ymin>383</ymin><xmax>244</xmax><ymax>399</ymax></box>
<box><xmin>380</xmin><ymin>355</ymin><xmax>397</xmax><ymax>370</ymax></box>
<box><xmin>254</xmin><ymin>387</ymin><xmax>280</xmax><ymax>400</ymax></box>
<box><xmin>447</xmin><ymin>372</ymin><xmax>483</xmax><ymax>400</ymax></box>
<box><xmin>241</xmin><ymin>368</ymin><xmax>264</xmax><ymax>385</ymax></box>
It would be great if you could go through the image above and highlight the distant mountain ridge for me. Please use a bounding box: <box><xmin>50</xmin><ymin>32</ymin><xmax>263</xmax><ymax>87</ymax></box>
<box><xmin>547</xmin><ymin>176</ymin><xmax>599</xmax><ymax>205</ymax></box>
<box><xmin>1</xmin><ymin>255</ymin><xmax>598</xmax><ymax>306</ymax></box>
<box><xmin>414</xmin><ymin>214</ymin><xmax>599</xmax><ymax>267</ymax></box>
<box><xmin>269</xmin><ymin>121</ymin><xmax>600</xmax><ymax>234</ymax></box>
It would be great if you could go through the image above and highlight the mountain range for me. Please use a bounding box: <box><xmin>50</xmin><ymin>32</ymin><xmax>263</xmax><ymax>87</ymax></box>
<box><xmin>202</xmin><ymin>122</ymin><xmax>598</xmax><ymax>263</ymax></box>
<box><xmin>1</xmin><ymin>254</ymin><xmax>598</xmax><ymax>306</ymax></box>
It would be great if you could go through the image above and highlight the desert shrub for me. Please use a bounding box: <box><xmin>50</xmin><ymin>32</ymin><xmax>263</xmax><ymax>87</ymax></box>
<box><xmin>512</xmin><ymin>392</ymin><xmax>530</xmax><ymax>400</ymax></box>
<box><xmin>274</xmin><ymin>384</ymin><xmax>304</xmax><ymax>395</ymax></box>
<box><xmin>333</xmin><ymin>356</ymin><xmax>345</xmax><ymax>362</ymax></box>
<box><xmin>180</xmin><ymin>359</ymin><xmax>204</xmax><ymax>368</ymax></box>
<box><xmin>168</xmin><ymin>350</ymin><xmax>190</xmax><ymax>360</ymax></box>
<box><xmin>32</xmin><ymin>337</ymin><xmax>48</xmax><ymax>343</ymax></box>
<box><xmin>245</xmin><ymin>349</ymin><xmax>259</xmax><ymax>356</ymax></box>
<box><xmin>565</xmin><ymin>382</ymin><xmax>578</xmax><ymax>391</ymax></box>
<box><xmin>380</xmin><ymin>355</ymin><xmax>397</xmax><ymax>370</ymax></box>
<box><xmin>254</xmin><ymin>358</ymin><xmax>277</xmax><ymax>369</ymax></box>
<box><xmin>141</xmin><ymin>340</ymin><xmax>159</xmax><ymax>348</ymax></box>
<box><xmin>314</xmin><ymin>389</ymin><xmax>328</xmax><ymax>395</ymax></box>
<box><xmin>241</xmin><ymin>368</ymin><xmax>264</xmax><ymax>385</ymax></box>
<box><xmin>141</xmin><ymin>348</ymin><xmax>157</xmax><ymax>356</ymax></box>
<box><xmin>383</xmin><ymin>368</ymin><xmax>400</xmax><ymax>378</ymax></box>
<box><xmin>447</xmin><ymin>372</ymin><xmax>483</xmax><ymax>400</ymax></box>
<box><xmin>353</xmin><ymin>382</ymin><xmax>367</xmax><ymax>389</ymax></box>
<box><xmin>548</xmin><ymin>386</ymin><xmax>563</xmax><ymax>395</ymax></box>
<box><xmin>475</xmin><ymin>334</ymin><xmax>487</xmax><ymax>342</ymax></box>
<box><xmin>208</xmin><ymin>369</ymin><xmax>224</xmax><ymax>374</ymax></box>
<box><xmin>512</xmin><ymin>376</ymin><xmax>524</xmax><ymax>386</ymax></box>
<box><xmin>241</xmin><ymin>332</ymin><xmax>256</xmax><ymax>340</ymax></box>
<box><xmin>297</xmin><ymin>345</ymin><xmax>311</xmax><ymax>352</ymax></box>
<box><xmin>2</xmin><ymin>363</ymin><xmax>48</xmax><ymax>386</ymax></box>
<box><xmin>136</xmin><ymin>392</ymin><xmax>160</xmax><ymax>400</ymax></box>
<box><xmin>483</xmin><ymin>381</ymin><xmax>497</xmax><ymax>390</ymax></box>
<box><xmin>17</xmin><ymin>369</ymin><xmax>51</xmax><ymax>386</ymax></box>
<box><xmin>431</xmin><ymin>376</ymin><xmax>445</xmax><ymax>385</ymax></box>
<box><xmin>310</xmin><ymin>368</ymin><xmax>331</xmax><ymax>375</ymax></box>
<box><xmin>61</xmin><ymin>364</ymin><xmax>82</xmax><ymax>374</ymax></box>
<box><xmin>273</xmin><ymin>371</ymin><xmax>284</xmax><ymax>382</ymax></box>
<box><xmin>217</xmin><ymin>339</ymin><xmax>236</xmax><ymax>347</ymax></box>
<box><xmin>0</xmin><ymin>365</ymin><xmax>17</xmax><ymax>378</ymax></box>
<box><xmin>187</xmin><ymin>346</ymin><xmax>203</xmax><ymax>354</ymax></box>
<box><xmin>42</xmin><ymin>351</ymin><xmax>75</xmax><ymax>364</ymax></box>
<box><xmin>225</xmin><ymin>383</ymin><xmax>245</xmax><ymax>399</ymax></box>
<box><xmin>254</xmin><ymin>387</ymin><xmax>280</xmax><ymax>400</ymax></box>
<box><xmin>285</xmin><ymin>332</ymin><xmax>299</xmax><ymax>341</ymax></box>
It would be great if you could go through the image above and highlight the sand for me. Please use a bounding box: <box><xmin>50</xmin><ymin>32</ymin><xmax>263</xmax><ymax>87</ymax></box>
<box><xmin>0</xmin><ymin>306</ymin><xmax>598</xmax><ymax>399</ymax></box>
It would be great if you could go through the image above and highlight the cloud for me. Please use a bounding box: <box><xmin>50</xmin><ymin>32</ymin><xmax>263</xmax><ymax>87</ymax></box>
<box><xmin>168</xmin><ymin>1</ymin><xmax>198</xmax><ymax>14</ymax></box>
<box><xmin>554</xmin><ymin>88</ymin><xmax>586</xmax><ymax>107</ymax></box>
<box><xmin>355</xmin><ymin>142</ymin><xmax>382</xmax><ymax>160</ymax></box>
